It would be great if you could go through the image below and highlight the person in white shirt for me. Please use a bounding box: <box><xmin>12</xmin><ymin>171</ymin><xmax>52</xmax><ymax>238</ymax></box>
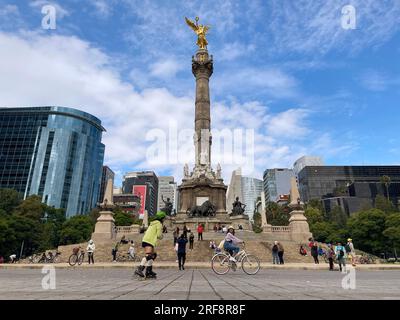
<box><xmin>128</xmin><ymin>241</ymin><xmax>135</xmax><ymax>259</ymax></box>
<box><xmin>87</xmin><ymin>239</ymin><xmax>95</xmax><ymax>264</ymax></box>
<box><xmin>9</xmin><ymin>254</ymin><xmax>17</xmax><ymax>263</ymax></box>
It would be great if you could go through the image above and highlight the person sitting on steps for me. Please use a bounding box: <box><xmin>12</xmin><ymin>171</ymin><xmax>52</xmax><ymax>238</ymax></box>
<box><xmin>134</xmin><ymin>211</ymin><xmax>166</xmax><ymax>279</ymax></box>
<box><xmin>223</xmin><ymin>226</ymin><xmax>244</xmax><ymax>262</ymax></box>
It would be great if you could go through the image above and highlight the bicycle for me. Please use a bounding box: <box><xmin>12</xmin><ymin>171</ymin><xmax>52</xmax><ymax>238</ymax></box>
<box><xmin>68</xmin><ymin>247</ymin><xmax>85</xmax><ymax>266</ymax></box>
<box><xmin>211</xmin><ymin>243</ymin><xmax>260</xmax><ymax>275</ymax></box>
<box><xmin>116</xmin><ymin>252</ymin><xmax>141</xmax><ymax>262</ymax></box>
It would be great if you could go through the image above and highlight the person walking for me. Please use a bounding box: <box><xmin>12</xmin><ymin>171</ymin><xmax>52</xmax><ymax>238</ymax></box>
<box><xmin>277</xmin><ymin>242</ymin><xmax>285</xmax><ymax>264</ymax></box>
<box><xmin>335</xmin><ymin>242</ymin><xmax>347</xmax><ymax>272</ymax></box>
<box><xmin>134</xmin><ymin>211</ymin><xmax>166</xmax><ymax>279</ymax></box>
<box><xmin>272</xmin><ymin>241</ymin><xmax>279</xmax><ymax>265</ymax></box>
<box><xmin>128</xmin><ymin>241</ymin><xmax>135</xmax><ymax>259</ymax></box>
<box><xmin>177</xmin><ymin>233</ymin><xmax>188</xmax><ymax>270</ymax></box>
<box><xmin>197</xmin><ymin>224</ymin><xmax>204</xmax><ymax>241</ymax></box>
<box><xmin>311</xmin><ymin>241</ymin><xmax>319</xmax><ymax>264</ymax></box>
<box><xmin>111</xmin><ymin>241</ymin><xmax>119</xmax><ymax>262</ymax></box>
<box><xmin>326</xmin><ymin>244</ymin><xmax>335</xmax><ymax>271</ymax></box>
<box><xmin>183</xmin><ymin>224</ymin><xmax>188</xmax><ymax>239</ymax></box>
<box><xmin>346</xmin><ymin>238</ymin><xmax>356</xmax><ymax>266</ymax></box>
<box><xmin>86</xmin><ymin>239</ymin><xmax>95</xmax><ymax>264</ymax></box>
<box><xmin>189</xmin><ymin>232</ymin><xmax>194</xmax><ymax>250</ymax></box>
<box><xmin>173</xmin><ymin>228</ymin><xmax>179</xmax><ymax>246</ymax></box>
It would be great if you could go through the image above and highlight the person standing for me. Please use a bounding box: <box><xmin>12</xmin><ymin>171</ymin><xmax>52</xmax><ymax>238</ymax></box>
<box><xmin>272</xmin><ymin>241</ymin><xmax>279</xmax><ymax>265</ymax></box>
<box><xmin>335</xmin><ymin>242</ymin><xmax>347</xmax><ymax>272</ymax></box>
<box><xmin>134</xmin><ymin>211</ymin><xmax>166</xmax><ymax>279</ymax></box>
<box><xmin>112</xmin><ymin>241</ymin><xmax>119</xmax><ymax>262</ymax></box>
<box><xmin>173</xmin><ymin>228</ymin><xmax>179</xmax><ymax>246</ymax></box>
<box><xmin>277</xmin><ymin>242</ymin><xmax>285</xmax><ymax>264</ymax></box>
<box><xmin>346</xmin><ymin>238</ymin><xmax>356</xmax><ymax>266</ymax></box>
<box><xmin>197</xmin><ymin>224</ymin><xmax>204</xmax><ymax>241</ymax></box>
<box><xmin>326</xmin><ymin>244</ymin><xmax>335</xmax><ymax>271</ymax></box>
<box><xmin>87</xmin><ymin>239</ymin><xmax>95</xmax><ymax>264</ymax></box>
<box><xmin>189</xmin><ymin>232</ymin><xmax>194</xmax><ymax>250</ymax></box>
<box><xmin>177</xmin><ymin>234</ymin><xmax>188</xmax><ymax>270</ymax></box>
<box><xmin>183</xmin><ymin>224</ymin><xmax>188</xmax><ymax>239</ymax></box>
<box><xmin>128</xmin><ymin>241</ymin><xmax>135</xmax><ymax>259</ymax></box>
<box><xmin>311</xmin><ymin>241</ymin><xmax>319</xmax><ymax>264</ymax></box>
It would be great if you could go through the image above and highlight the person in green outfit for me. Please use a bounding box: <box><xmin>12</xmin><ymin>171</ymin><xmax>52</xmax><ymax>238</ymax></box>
<box><xmin>134</xmin><ymin>211</ymin><xmax>166</xmax><ymax>278</ymax></box>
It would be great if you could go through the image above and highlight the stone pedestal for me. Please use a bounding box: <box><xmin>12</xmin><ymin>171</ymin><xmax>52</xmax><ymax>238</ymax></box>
<box><xmin>289</xmin><ymin>210</ymin><xmax>312</xmax><ymax>243</ymax></box>
<box><xmin>229</xmin><ymin>214</ymin><xmax>251</xmax><ymax>230</ymax></box>
<box><xmin>91</xmin><ymin>210</ymin><xmax>116</xmax><ymax>241</ymax></box>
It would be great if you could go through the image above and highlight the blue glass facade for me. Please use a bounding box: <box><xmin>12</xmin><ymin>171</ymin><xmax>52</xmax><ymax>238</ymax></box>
<box><xmin>0</xmin><ymin>107</ymin><xmax>105</xmax><ymax>217</ymax></box>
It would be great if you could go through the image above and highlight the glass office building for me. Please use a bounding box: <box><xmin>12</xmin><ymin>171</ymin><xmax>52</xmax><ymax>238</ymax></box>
<box><xmin>263</xmin><ymin>168</ymin><xmax>294</xmax><ymax>202</ymax></box>
<box><xmin>0</xmin><ymin>107</ymin><xmax>105</xmax><ymax>217</ymax></box>
<box><xmin>241</xmin><ymin>176</ymin><xmax>263</xmax><ymax>220</ymax></box>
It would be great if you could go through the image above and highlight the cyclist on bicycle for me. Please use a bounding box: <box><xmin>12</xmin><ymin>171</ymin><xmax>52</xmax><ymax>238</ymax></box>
<box><xmin>223</xmin><ymin>226</ymin><xmax>244</xmax><ymax>262</ymax></box>
<box><xmin>134</xmin><ymin>211</ymin><xmax>166</xmax><ymax>279</ymax></box>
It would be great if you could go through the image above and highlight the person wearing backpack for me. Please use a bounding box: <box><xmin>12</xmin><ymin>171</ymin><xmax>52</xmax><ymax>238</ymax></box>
<box><xmin>311</xmin><ymin>241</ymin><xmax>319</xmax><ymax>264</ymax></box>
<box><xmin>272</xmin><ymin>241</ymin><xmax>279</xmax><ymax>264</ymax></box>
<box><xmin>346</xmin><ymin>238</ymin><xmax>356</xmax><ymax>266</ymax></box>
<box><xmin>335</xmin><ymin>242</ymin><xmax>346</xmax><ymax>272</ymax></box>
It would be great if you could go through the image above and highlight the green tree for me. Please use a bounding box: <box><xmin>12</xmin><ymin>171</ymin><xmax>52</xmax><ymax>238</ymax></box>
<box><xmin>346</xmin><ymin>209</ymin><xmax>388</xmax><ymax>255</ymax></box>
<box><xmin>13</xmin><ymin>195</ymin><xmax>46</xmax><ymax>220</ymax></box>
<box><xmin>304</xmin><ymin>207</ymin><xmax>324</xmax><ymax>225</ymax></box>
<box><xmin>0</xmin><ymin>188</ymin><xmax>22</xmax><ymax>216</ymax></box>
<box><xmin>329</xmin><ymin>206</ymin><xmax>348</xmax><ymax>228</ymax></box>
<box><xmin>114</xmin><ymin>211</ymin><xmax>134</xmax><ymax>226</ymax></box>
<box><xmin>0</xmin><ymin>217</ymin><xmax>16</xmax><ymax>257</ymax></box>
<box><xmin>383</xmin><ymin>213</ymin><xmax>400</xmax><ymax>257</ymax></box>
<box><xmin>306</xmin><ymin>199</ymin><xmax>324</xmax><ymax>212</ymax></box>
<box><xmin>59</xmin><ymin>215</ymin><xmax>94</xmax><ymax>245</ymax></box>
<box><xmin>374</xmin><ymin>195</ymin><xmax>396</xmax><ymax>214</ymax></box>
<box><xmin>88</xmin><ymin>208</ymin><xmax>100</xmax><ymax>225</ymax></box>
<box><xmin>380</xmin><ymin>175</ymin><xmax>391</xmax><ymax>201</ymax></box>
<box><xmin>252</xmin><ymin>211</ymin><xmax>262</xmax><ymax>233</ymax></box>
<box><xmin>8</xmin><ymin>215</ymin><xmax>43</xmax><ymax>256</ymax></box>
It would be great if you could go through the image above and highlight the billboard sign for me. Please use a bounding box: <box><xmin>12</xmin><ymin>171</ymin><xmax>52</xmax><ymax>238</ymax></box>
<box><xmin>133</xmin><ymin>185</ymin><xmax>147</xmax><ymax>219</ymax></box>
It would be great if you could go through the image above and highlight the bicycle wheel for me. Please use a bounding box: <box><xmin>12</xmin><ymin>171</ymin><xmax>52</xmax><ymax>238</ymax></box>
<box><xmin>211</xmin><ymin>253</ymin><xmax>230</xmax><ymax>275</ymax></box>
<box><xmin>241</xmin><ymin>254</ymin><xmax>260</xmax><ymax>275</ymax></box>
<box><xmin>68</xmin><ymin>254</ymin><xmax>78</xmax><ymax>266</ymax></box>
<box><xmin>78</xmin><ymin>253</ymin><xmax>85</xmax><ymax>265</ymax></box>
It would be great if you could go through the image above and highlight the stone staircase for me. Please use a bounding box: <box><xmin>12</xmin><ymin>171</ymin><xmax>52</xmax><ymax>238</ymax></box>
<box><xmin>56</xmin><ymin>230</ymin><xmax>313</xmax><ymax>264</ymax></box>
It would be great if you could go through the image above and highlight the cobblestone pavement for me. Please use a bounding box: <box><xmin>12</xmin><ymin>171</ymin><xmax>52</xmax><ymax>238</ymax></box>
<box><xmin>1</xmin><ymin>268</ymin><xmax>399</xmax><ymax>300</ymax></box>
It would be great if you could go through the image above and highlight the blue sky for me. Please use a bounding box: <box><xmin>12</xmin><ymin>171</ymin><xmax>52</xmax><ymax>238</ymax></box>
<box><xmin>0</xmin><ymin>0</ymin><xmax>400</xmax><ymax>186</ymax></box>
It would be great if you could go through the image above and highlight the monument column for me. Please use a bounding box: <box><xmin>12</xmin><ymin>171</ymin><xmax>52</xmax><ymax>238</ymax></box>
<box><xmin>192</xmin><ymin>49</ymin><xmax>213</xmax><ymax>168</ymax></box>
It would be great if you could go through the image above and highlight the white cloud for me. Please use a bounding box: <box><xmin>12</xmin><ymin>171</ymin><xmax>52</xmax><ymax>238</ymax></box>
<box><xmin>88</xmin><ymin>0</ymin><xmax>112</xmax><ymax>17</ymax></box>
<box><xmin>359</xmin><ymin>70</ymin><xmax>400</xmax><ymax>92</ymax></box>
<box><xmin>149</xmin><ymin>58</ymin><xmax>184</xmax><ymax>79</ymax></box>
<box><xmin>0</xmin><ymin>31</ymin><xmax>352</xmax><ymax>185</ymax></box>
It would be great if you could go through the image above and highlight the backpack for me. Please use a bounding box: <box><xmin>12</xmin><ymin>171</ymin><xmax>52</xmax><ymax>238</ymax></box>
<box><xmin>218</xmin><ymin>240</ymin><xmax>225</xmax><ymax>249</ymax></box>
<box><xmin>339</xmin><ymin>249</ymin><xmax>344</xmax><ymax>257</ymax></box>
<box><xmin>345</xmin><ymin>244</ymin><xmax>351</xmax><ymax>253</ymax></box>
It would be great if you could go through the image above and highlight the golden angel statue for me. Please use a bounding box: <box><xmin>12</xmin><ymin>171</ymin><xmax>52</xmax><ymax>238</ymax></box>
<box><xmin>185</xmin><ymin>16</ymin><xmax>210</xmax><ymax>49</ymax></box>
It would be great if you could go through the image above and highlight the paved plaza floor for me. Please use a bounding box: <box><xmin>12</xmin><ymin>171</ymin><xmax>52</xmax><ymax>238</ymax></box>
<box><xmin>1</xmin><ymin>267</ymin><xmax>400</xmax><ymax>300</ymax></box>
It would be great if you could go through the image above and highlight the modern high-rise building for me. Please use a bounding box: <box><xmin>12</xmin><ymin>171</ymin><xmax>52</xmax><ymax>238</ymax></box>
<box><xmin>157</xmin><ymin>176</ymin><xmax>177</xmax><ymax>213</ymax></box>
<box><xmin>227</xmin><ymin>168</ymin><xmax>263</xmax><ymax>220</ymax></box>
<box><xmin>263</xmin><ymin>168</ymin><xmax>294</xmax><ymax>202</ymax></box>
<box><xmin>241</xmin><ymin>176</ymin><xmax>263</xmax><ymax>219</ymax></box>
<box><xmin>98</xmin><ymin>166</ymin><xmax>115</xmax><ymax>204</ymax></box>
<box><xmin>0</xmin><ymin>107</ymin><xmax>105</xmax><ymax>217</ymax></box>
<box><xmin>298</xmin><ymin>165</ymin><xmax>400</xmax><ymax>204</ymax></box>
<box><xmin>293</xmin><ymin>156</ymin><xmax>324</xmax><ymax>177</ymax></box>
<box><xmin>122</xmin><ymin>171</ymin><xmax>159</xmax><ymax>216</ymax></box>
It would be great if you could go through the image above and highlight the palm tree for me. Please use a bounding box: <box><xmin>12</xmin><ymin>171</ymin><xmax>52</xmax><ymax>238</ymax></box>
<box><xmin>380</xmin><ymin>175</ymin><xmax>391</xmax><ymax>201</ymax></box>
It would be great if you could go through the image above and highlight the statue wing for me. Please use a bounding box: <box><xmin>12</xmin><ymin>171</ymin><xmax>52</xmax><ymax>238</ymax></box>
<box><xmin>185</xmin><ymin>17</ymin><xmax>198</xmax><ymax>31</ymax></box>
<box><xmin>204</xmin><ymin>25</ymin><xmax>210</xmax><ymax>33</ymax></box>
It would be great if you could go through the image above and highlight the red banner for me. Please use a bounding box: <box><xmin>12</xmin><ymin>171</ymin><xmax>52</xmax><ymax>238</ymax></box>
<box><xmin>133</xmin><ymin>185</ymin><xmax>147</xmax><ymax>218</ymax></box>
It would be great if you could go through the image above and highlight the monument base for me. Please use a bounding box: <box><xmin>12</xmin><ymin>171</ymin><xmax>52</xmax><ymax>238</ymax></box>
<box><xmin>91</xmin><ymin>210</ymin><xmax>116</xmax><ymax>241</ymax></box>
